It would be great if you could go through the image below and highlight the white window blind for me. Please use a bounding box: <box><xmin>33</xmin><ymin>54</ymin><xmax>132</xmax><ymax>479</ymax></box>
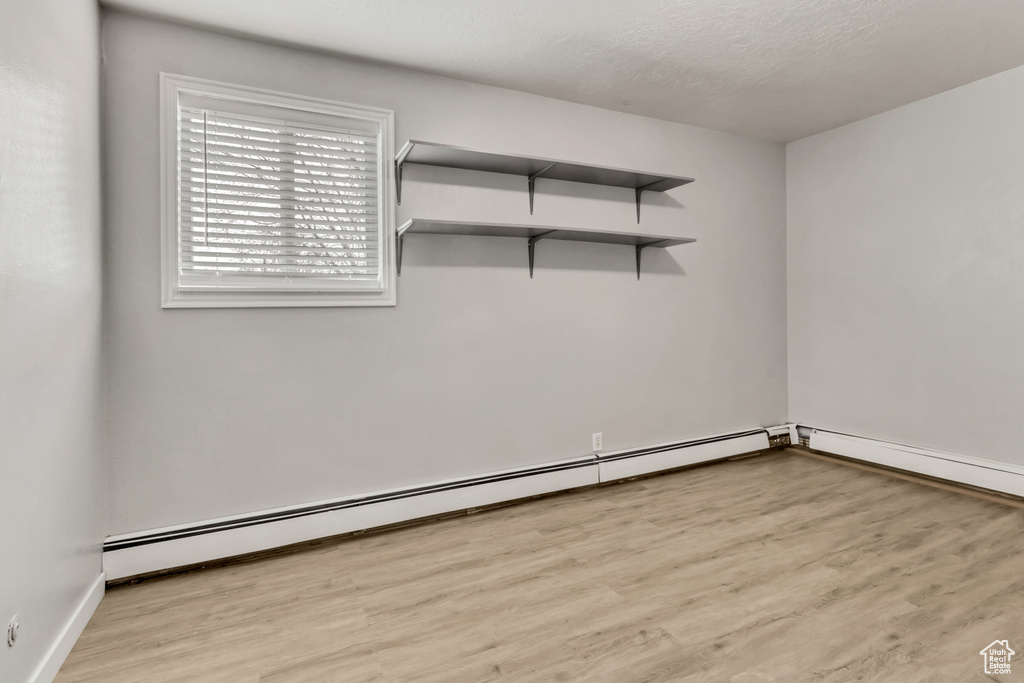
<box><xmin>161</xmin><ymin>75</ymin><xmax>395</xmax><ymax>307</ymax></box>
<box><xmin>179</xmin><ymin>110</ymin><xmax>379</xmax><ymax>283</ymax></box>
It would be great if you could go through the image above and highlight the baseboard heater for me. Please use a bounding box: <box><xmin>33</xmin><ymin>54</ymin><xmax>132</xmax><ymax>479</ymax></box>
<box><xmin>805</xmin><ymin>426</ymin><xmax>1024</xmax><ymax>499</ymax></box>
<box><xmin>596</xmin><ymin>428</ymin><xmax>769</xmax><ymax>482</ymax></box>
<box><xmin>103</xmin><ymin>427</ymin><xmax>772</xmax><ymax>581</ymax></box>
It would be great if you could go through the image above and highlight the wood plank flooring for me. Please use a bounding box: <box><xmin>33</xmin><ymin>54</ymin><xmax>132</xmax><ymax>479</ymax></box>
<box><xmin>56</xmin><ymin>449</ymin><xmax>1024</xmax><ymax>682</ymax></box>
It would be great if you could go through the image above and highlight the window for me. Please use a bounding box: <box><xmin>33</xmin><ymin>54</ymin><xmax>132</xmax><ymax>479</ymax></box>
<box><xmin>160</xmin><ymin>74</ymin><xmax>395</xmax><ymax>307</ymax></box>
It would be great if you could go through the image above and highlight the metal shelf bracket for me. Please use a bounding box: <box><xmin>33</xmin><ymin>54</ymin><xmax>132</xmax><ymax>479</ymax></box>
<box><xmin>396</xmin><ymin>234</ymin><xmax>404</xmax><ymax>275</ymax></box>
<box><xmin>527</xmin><ymin>163</ymin><xmax>558</xmax><ymax>214</ymax></box>
<box><xmin>635</xmin><ymin>180</ymin><xmax>663</xmax><ymax>223</ymax></box>
<box><xmin>527</xmin><ymin>230</ymin><xmax>556</xmax><ymax>278</ymax></box>
<box><xmin>635</xmin><ymin>239</ymin><xmax>669</xmax><ymax>280</ymax></box>
<box><xmin>394</xmin><ymin>142</ymin><xmax>417</xmax><ymax>206</ymax></box>
<box><xmin>396</xmin><ymin>159</ymin><xmax>404</xmax><ymax>205</ymax></box>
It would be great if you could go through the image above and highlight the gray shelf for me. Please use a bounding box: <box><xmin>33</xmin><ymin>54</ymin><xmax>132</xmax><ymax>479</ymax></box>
<box><xmin>397</xmin><ymin>219</ymin><xmax>695</xmax><ymax>279</ymax></box>
<box><xmin>394</xmin><ymin>140</ymin><xmax>694</xmax><ymax>222</ymax></box>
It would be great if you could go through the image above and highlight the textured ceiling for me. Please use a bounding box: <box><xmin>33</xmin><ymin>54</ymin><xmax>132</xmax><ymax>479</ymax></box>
<box><xmin>103</xmin><ymin>0</ymin><xmax>1024</xmax><ymax>141</ymax></box>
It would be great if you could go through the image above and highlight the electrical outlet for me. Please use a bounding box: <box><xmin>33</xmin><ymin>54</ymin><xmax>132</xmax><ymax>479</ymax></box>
<box><xmin>7</xmin><ymin>615</ymin><xmax>19</xmax><ymax>647</ymax></box>
<box><xmin>592</xmin><ymin>432</ymin><xmax>603</xmax><ymax>452</ymax></box>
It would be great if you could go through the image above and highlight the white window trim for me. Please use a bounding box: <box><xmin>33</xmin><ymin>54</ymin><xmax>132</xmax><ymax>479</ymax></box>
<box><xmin>160</xmin><ymin>73</ymin><xmax>396</xmax><ymax>308</ymax></box>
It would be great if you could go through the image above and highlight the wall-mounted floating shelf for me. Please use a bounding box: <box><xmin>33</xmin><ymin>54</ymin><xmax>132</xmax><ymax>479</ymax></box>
<box><xmin>394</xmin><ymin>141</ymin><xmax>695</xmax><ymax>222</ymax></box>
<box><xmin>396</xmin><ymin>219</ymin><xmax>695</xmax><ymax>279</ymax></box>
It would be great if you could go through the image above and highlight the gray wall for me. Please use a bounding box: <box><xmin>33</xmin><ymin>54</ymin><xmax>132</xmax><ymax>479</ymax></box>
<box><xmin>789</xmin><ymin>64</ymin><xmax>1024</xmax><ymax>465</ymax></box>
<box><xmin>102</xmin><ymin>12</ymin><xmax>788</xmax><ymax>535</ymax></box>
<box><xmin>0</xmin><ymin>1</ymin><xmax>105</xmax><ymax>681</ymax></box>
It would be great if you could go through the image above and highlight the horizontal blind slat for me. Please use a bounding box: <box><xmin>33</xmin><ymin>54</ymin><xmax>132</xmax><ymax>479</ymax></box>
<box><xmin>182</xmin><ymin>200</ymin><xmax>377</xmax><ymax>213</ymax></box>
<box><xmin>181</xmin><ymin>263</ymin><xmax>379</xmax><ymax>276</ymax></box>
<box><xmin>182</xmin><ymin>238</ymin><xmax>378</xmax><ymax>251</ymax></box>
<box><xmin>182</xmin><ymin>221</ymin><xmax>377</xmax><ymax>234</ymax></box>
<box><xmin>180</xmin><ymin>196</ymin><xmax>376</xmax><ymax>213</ymax></box>
<box><xmin>181</xmin><ymin>159</ymin><xmax>378</xmax><ymax>179</ymax></box>
<box><xmin>180</xmin><ymin>229</ymin><xmax>379</xmax><ymax>246</ymax></box>
<box><xmin>182</xmin><ymin>182</ymin><xmax>377</xmax><ymax>193</ymax></box>
<box><xmin>181</xmin><ymin>205</ymin><xmax>377</xmax><ymax>218</ymax></box>
<box><xmin>180</xmin><ymin>121</ymin><xmax>377</xmax><ymax>142</ymax></box>
<box><xmin>182</xmin><ymin>116</ymin><xmax>375</xmax><ymax>137</ymax></box>
<box><xmin>187</xmin><ymin>157</ymin><xmax>379</xmax><ymax>177</ymax></box>
<box><xmin>182</xmin><ymin>177</ymin><xmax>378</xmax><ymax>195</ymax></box>
<box><xmin>181</xmin><ymin>254</ymin><xmax>379</xmax><ymax>264</ymax></box>
<box><xmin>180</xmin><ymin>145</ymin><xmax>378</xmax><ymax>169</ymax></box>
<box><xmin>180</xmin><ymin>108</ymin><xmax>378</xmax><ymax>141</ymax></box>
<box><xmin>181</xmin><ymin>216</ymin><xmax>378</xmax><ymax>230</ymax></box>
<box><xmin>181</xmin><ymin>184</ymin><xmax>379</xmax><ymax>203</ymax></box>
<box><xmin>183</xmin><ymin>262</ymin><xmax>379</xmax><ymax>272</ymax></box>
<box><xmin>181</xmin><ymin>228</ymin><xmax>377</xmax><ymax>241</ymax></box>
<box><xmin>180</xmin><ymin>134</ymin><xmax>379</xmax><ymax>162</ymax></box>
<box><xmin>181</xmin><ymin>210</ymin><xmax>378</xmax><ymax>222</ymax></box>
<box><xmin>182</xmin><ymin>244</ymin><xmax>378</xmax><ymax>257</ymax></box>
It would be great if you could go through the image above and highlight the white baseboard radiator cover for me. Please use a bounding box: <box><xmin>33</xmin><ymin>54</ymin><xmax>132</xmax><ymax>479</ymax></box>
<box><xmin>806</xmin><ymin>427</ymin><xmax>1024</xmax><ymax>498</ymax></box>
<box><xmin>103</xmin><ymin>428</ymin><xmax>772</xmax><ymax>581</ymax></box>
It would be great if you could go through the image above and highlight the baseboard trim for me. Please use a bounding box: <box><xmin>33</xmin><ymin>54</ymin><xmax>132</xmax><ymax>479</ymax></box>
<box><xmin>103</xmin><ymin>428</ymin><xmax>773</xmax><ymax>581</ymax></box>
<box><xmin>806</xmin><ymin>427</ymin><xmax>1024</xmax><ymax>498</ymax></box>
<box><xmin>29</xmin><ymin>573</ymin><xmax>104</xmax><ymax>683</ymax></box>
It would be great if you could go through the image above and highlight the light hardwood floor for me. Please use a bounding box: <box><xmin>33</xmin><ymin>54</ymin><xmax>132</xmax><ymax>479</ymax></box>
<box><xmin>56</xmin><ymin>449</ymin><xmax>1024</xmax><ymax>682</ymax></box>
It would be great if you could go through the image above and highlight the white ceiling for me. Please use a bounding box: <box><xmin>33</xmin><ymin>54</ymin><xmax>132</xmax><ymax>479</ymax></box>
<box><xmin>103</xmin><ymin>0</ymin><xmax>1024</xmax><ymax>142</ymax></box>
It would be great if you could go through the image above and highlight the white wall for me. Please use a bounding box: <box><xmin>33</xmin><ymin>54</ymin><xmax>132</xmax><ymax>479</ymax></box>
<box><xmin>0</xmin><ymin>1</ymin><xmax>105</xmax><ymax>681</ymax></box>
<box><xmin>102</xmin><ymin>12</ymin><xmax>788</xmax><ymax>536</ymax></box>
<box><xmin>789</xmin><ymin>64</ymin><xmax>1024</xmax><ymax>466</ymax></box>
